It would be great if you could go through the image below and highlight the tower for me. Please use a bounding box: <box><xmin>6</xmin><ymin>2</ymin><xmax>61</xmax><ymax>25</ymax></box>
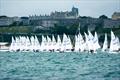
<box><xmin>72</xmin><ymin>6</ymin><xmax>79</xmax><ymax>17</ymax></box>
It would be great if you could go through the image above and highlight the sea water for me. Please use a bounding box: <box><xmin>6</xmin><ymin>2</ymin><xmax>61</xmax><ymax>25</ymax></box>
<box><xmin>0</xmin><ymin>52</ymin><xmax>120</xmax><ymax>80</ymax></box>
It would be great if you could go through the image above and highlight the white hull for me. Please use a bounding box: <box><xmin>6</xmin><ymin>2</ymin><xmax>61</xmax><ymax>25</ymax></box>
<box><xmin>0</xmin><ymin>49</ymin><xmax>9</xmax><ymax>52</ymax></box>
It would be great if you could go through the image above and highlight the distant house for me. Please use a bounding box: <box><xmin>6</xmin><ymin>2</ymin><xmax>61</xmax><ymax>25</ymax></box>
<box><xmin>20</xmin><ymin>17</ymin><xmax>29</xmax><ymax>26</ymax></box>
<box><xmin>0</xmin><ymin>17</ymin><xmax>13</xmax><ymax>27</ymax></box>
<box><xmin>0</xmin><ymin>16</ymin><xmax>21</xmax><ymax>27</ymax></box>
<box><xmin>112</xmin><ymin>12</ymin><xmax>120</xmax><ymax>20</ymax></box>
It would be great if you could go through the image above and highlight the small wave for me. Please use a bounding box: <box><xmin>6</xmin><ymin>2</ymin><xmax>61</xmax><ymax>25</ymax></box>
<box><xmin>104</xmin><ymin>71</ymin><xmax>120</xmax><ymax>78</ymax></box>
<box><xmin>0</xmin><ymin>78</ymin><xmax>33</xmax><ymax>80</ymax></box>
<box><xmin>52</xmin><ymin>61</ymin><xmax>63</xmax><ymax>64</ymax></box>
<box><xmin>79</xmin><ymin>72</ymin><xmax>92</xmax><ymax>76</ymax></box>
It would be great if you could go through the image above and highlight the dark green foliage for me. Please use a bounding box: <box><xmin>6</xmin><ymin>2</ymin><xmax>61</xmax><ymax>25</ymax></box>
<box><xmin>99</xmin><ymin>15</ymin><xmax>108</xmax><ymax>19</ymax></box>
<box><xmin>53</xmin><ymin>23</ymin><xmax>79</xmax><ymax>35</ymax></box>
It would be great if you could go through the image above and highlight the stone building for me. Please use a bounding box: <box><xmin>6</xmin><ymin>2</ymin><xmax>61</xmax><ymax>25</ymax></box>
<box><xmin>112</xmin><ymin>12</ymin><xmax>120</xmax><ymax>20</ymax></box>
<box><xmin>0</xmin><ymin>16</ymin><xmax>20</xmax><ymax>27</ymax></box>
<box><xmin>78</xmin><ymin>17</ymin><xmax>101</xmax><ymax>31</ymax></box>
<box><xmin>0</xmin><ymin>17</ymin><xmax>13</xmax><ymax>27</ymax></box>
<box><xmin>29</xmin><ymin>7</ymin><xmax>79</xmax><ymax>27</ymax></box>
<box><xmin>51</xmin><ymin>6</ymin><xmax>78</xmax><ymax>19</ymax></box>
<box><xmin>20</xmin><ymin>17</ymin><xmax>29</xmax><ymax>26</ymax></box>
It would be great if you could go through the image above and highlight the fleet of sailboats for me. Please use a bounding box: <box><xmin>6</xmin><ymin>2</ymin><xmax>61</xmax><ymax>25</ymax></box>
<box><xmin>8</xmin><ymin>30</ymin><xmax>120</xmax><ymax>53</ymax></box>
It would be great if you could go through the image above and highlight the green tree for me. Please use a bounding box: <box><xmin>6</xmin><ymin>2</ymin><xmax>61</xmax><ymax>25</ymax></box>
<box><xmin>99</xmin><ymin>15</ymin><xmax>108</xmax><ymax>19</ymax></box>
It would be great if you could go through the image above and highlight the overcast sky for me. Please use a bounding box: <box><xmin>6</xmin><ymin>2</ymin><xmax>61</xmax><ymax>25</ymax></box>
<box><xmin>0</xmin><ymin>0</ymin><xmax>120</xmax><ymax>18</ymax></box>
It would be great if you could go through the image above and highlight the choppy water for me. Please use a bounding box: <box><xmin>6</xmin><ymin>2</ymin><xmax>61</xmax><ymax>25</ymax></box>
<box><xmin>0</xmin><ymin>52</ymin><xmax>120</xmax><ymax>80</ymax></box>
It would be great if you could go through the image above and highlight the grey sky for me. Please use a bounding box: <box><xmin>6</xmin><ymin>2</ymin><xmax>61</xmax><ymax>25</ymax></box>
<box><xmin>0</xmin><ymin>0</ymin><xmax>120</xmax><ymax>18</ymax></box>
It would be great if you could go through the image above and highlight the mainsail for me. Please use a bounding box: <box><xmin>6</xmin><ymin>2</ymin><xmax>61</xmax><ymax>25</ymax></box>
<box><xmin>74</xmin><ymin>35</ymin><xmax>80</xmax><ymax>51</ymax></box>
<box><xmin>93</xmin><ymin>32</ymin><xmax>100</xmax><ymax>51</ymax></box>
<box><xmin>61</xmin><ymin>34</ymin><xmax>72</xmax><ymax>51</ymax></box>
<box><xmin>109</xmin><ymin>31</ymin><xmax>118</xmax><ymax>52</ymax></box>
<box><xmin>56</xmin><ymin>35</ymin><xmax>62</xmax><ymax>51</ymax></box>
<box><xmin>102</xmin><ymin>33</ymin><xmax>108</xmax><ymax>51</ymax></box>
<box><xmin>40</xmin><ymin>35</ymin><xmax>47</xmax><ymax>51</ymax></box>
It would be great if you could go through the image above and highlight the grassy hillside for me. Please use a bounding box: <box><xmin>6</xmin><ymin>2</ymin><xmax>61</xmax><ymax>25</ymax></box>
<box><xmin>0</xmin><ymin>26</ymin><xmax>32</xmax><ymax>33</ymax></box>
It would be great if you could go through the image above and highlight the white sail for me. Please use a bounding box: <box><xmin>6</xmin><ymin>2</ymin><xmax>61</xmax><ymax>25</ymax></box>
<box><xmin>9</xmin><ymin>36</ymin><xmax>41</xmax><ymax>52</ymax></box>
<box><xmin>9</xmin><ymin>36</ymin><xmax>15</xmax><ymax>51</ymax></box>
<box><xmin>102</xmin><ymin>33</ymin><xmax>108</xmax><ymax>51</ymax></box>
<box><xmin>79</xmin><ymin>33</ymin><xmax>85</xmax><ymax>52</ymax></box>
<box><xmin>88</xmin><ymin>30</ymin><xmax>94</xmax><ymax>40</ymax></box>
<box><xmin>19</xmin><ymin>36</ymin><xmax>26</xmax><ymax>51</ymax></box>
<box><xmin>75</xmin><ymin>33</ymin><xmax>85</xmax><ymax>52</ymax></box>
<box><xmin>25</xmin><ymin>36</ymin><xmax>31</xmax><ymax>51</ymax></box>
<box><xmin>56</xmin><ymin>35</ymin><xmax>62</xmax><ymax>51</ymax></box>
<box><xmin>61</xmin><ymin>34</ymin><xmax>72</xmax><ymax>52</ymax></box>
<box><xmin>84</xmin><ymin>32</ymin><xmax>89</xmax><ymax>51</ymax></box>
<box><xmin>34</xmin><ymin>35</ymin><xmax>40</xmax><ymax>51</ymax></box>
<box><xmin>46</xmin><ymin>35</ymin><xmax>52</xmax><ymax>51</ymax></box>
<box><xmin>109</xmin><ymin>31</ymin><xmax>117</xmax><ymax>52</ymax></box>
<box><xmin>15</xmin><ymin>37</ymin><xmax>20</xmax><ymax>51</ymax></box>
<box><xmin>30</xmin><ymin>36</ymin><xmax>35</xmax><ymax>51</ymax></box>
<box><xmin>93</xmin><ymin>32</ymin><xmax>100</xmax><ymax>51</ymax></box>
<box><xmin>88</xmin><ymin>30</ymin><xmax>94</xmax><ymax>51</ymax></box>
<box><xmin>74</xmin><ymin>35</ymin><xmax>80</xmax><ymax>51</ymax></box>
<box><xmin>23</xmin><ymin>36</ymin><xmax>27</xmax><ymax>50</ymax></box>
<box><xmin>18</xmin><ymin>36</ymin><xmax>22</xmax><ymax>51</ymax></box>
<box><xmin>40</xmin><ymin>35</ymin><xmax>47</xmax><ymax>51</ymax></box>
<box><xmin>61</xmin><ymin>34</ymin><xmax>67</xmax><ymax>51</ymax></box>
<box><xmin>51</xmin><ymin>35</ymin><xmax>57</xmax><ymax>51</ymax></box>
<box><xmin>67</xmin><ymin>36</ymin><xmax>73</xmax><ymax>50</ymax></box>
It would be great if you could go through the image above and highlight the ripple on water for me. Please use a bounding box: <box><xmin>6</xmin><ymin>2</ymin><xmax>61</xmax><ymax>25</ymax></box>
<box><xmin>0</xmin><ymin>52</ymin><xmax>120</xmax><ymax>80</ymax></box>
